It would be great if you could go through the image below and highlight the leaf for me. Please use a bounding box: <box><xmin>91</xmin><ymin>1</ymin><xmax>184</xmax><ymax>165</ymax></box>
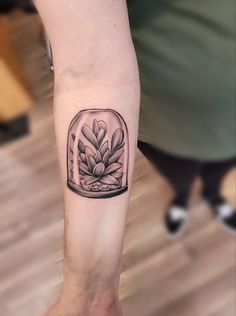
<box><xmin>81</xmin><ymin>124</ymin><xmax>99</xmax><ymax>149</ymax></box>
<box><xmin>116</xmin><ymin>142</ymin><xmax>125</xmax><ymax>151</ymax></box>
<box><xmin>89</xmin><ymin>155</ymin><xmax>96</xmax><ymax>170</ymax></box>
<box><xmin>93</xmin><ymin>119</ymin><xmax>99</xmax><ymax>137</ymax></box>
<box><xmin>98</xmin><ymin>120</ymin><xmax>107</xmax><ymax>133</ymax></box>
<box><xmin>84</xmin><ymin>175</ymin><xmax>99</xmax><ymax>185</ymax></box>
<box><xmin>71</xmin><ymin>134</ymin><xmax>76</xmax><ymax>141</ymax></box>
<box><xmin>108</xmin><ymin>148</ymin><xmax>124</xmax><ymax>165</ymax></box>
<box><xmin>100</xmin><ymin>175</ymin><xmax>119</xmax><ymax>185</ymax></box>
<box><xmin>103</xmin><ymin>149</ymin><xmax>110</xmax><ymax>165</ymax></box>
<box><xmin>79</xmin><ymin>162</ymin><xmax>93</xmax><ymax>175</ymax></box>
<box><xmin>97</xmin><ymin>128</ymin><xmax>106</xmax><ymax>146</ymax></box>
<box><xmin>78</xmin><ymin>140</ymin><xmax>85</xmax><ymax>153</ymax></box>
<box><xmin>79</xmin><ymin>168</ymin><xmax>86</xmax><ymax>176</ymax></box>
<box><xmin>100</xmin><ymin>141</ymin><xmax>108</xmax><ymax>157</ymax></box>
<box><xmin>111</xmin><ymin>129</ymin><xmax>124</xmax><ymax>152</ymax></box>
<box><xmin>103</xmin><ymin>163</ymin><xmax>122</xmax><ymax>176</ymax></box>
<box><xmin>85</xmin><ymin>146</ymin><xmax>95</xmax><ymax>157</ymax></box>
<box><xmin>95</xmin><ymin>150</ymin><xmax>102</xmax><ymax>163</ymax></box>
<box><xmin>93</xmin><ymin>162</ymin><xmax>105</xmax><ymax>177</ymax></box>
<box><xmin>85</xmin><ymin>146</ymin><xmax>95</xmax><ymax>171</ymax></box>
<box><xmin>111</xmin><ymin>171</ymin><xmax>123</xmax><ymax>179</ymax></box>
<box><xmin>79</xmin><ymin>152</ymin><xmax>86</xmax><ymax>163</ymax></box>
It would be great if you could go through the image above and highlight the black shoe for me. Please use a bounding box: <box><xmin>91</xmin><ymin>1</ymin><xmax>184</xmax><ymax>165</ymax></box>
<box><xmin>165</xmin><ymin>204</ymin><xmax>188</xmax><ymax>238</ymax></box>
<box><xmin>20</xmin><ymin>0</ymin><xmax>37</xmax><ymax>14</ymax></box>
<box><xmin>211</xmin><ymin>197</ymin><xmax>236</xmax><ymax>236</ymax></box>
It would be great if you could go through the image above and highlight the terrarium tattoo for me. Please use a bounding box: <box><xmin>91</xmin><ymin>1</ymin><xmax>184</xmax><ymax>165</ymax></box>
<box><xmin>67</xmin><ymin>109</ymin><xmax>129</xmax><ymax>198</ymax></box>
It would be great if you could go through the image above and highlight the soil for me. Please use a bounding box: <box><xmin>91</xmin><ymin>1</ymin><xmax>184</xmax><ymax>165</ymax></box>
<box><xmin>80</xmin><ymin>177</ymin><xmax>121</xmax><ymax>192</ymax></box>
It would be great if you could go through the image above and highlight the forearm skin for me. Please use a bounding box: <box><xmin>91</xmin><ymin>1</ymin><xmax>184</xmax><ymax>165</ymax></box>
<box><xmin>34</xmin><ymin>1</ymin><xmax>140</xmax><ymax>315</ymax></box>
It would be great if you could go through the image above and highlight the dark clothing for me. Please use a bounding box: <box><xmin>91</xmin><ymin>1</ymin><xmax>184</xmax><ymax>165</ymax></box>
<box><xmin>138</xmin><ymin>141</ymin><xmax>236</xmax><ymax>206</ymax></box>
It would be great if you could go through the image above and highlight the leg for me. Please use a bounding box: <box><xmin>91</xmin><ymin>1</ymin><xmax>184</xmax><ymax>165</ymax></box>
<box><xmin>138</xmin><ymin>141</ymin><xmax>201</xmax><ymax>207</ymax></box>
<box><xmin>35</xmin><ymin>1</ymin><xmax>140</xmax><ymax>315</ymax></box>
<box><xmin>202</xmin><ymin>158</ymin><xmax>236</xmax><ymax>235</ymax></box>
<box><xmin>202</xmin><ymin>158</ymin><xmax>236</xmax><ymax>204</ymax></box>
<box><xmin>138</xmin><ymin>141</ymin><xmax>202</xmax><ymax>236</ymax></box>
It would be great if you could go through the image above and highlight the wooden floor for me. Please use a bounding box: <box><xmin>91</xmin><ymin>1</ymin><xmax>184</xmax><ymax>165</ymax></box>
<box><xmin>0</xmin><ymin>12</ymin><xmax>235</xmax><ymax>316</ymax></box>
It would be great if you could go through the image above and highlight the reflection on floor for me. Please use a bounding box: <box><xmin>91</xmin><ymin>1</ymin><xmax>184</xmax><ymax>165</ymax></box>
<box><xmin>0</xmin><ymin>11</ymin><xmax>235</xmax><ymax>316</ymax></box>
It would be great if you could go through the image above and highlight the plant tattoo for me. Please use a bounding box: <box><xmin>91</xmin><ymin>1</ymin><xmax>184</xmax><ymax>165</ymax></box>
<box><xmin>67</xmin><ymin>109</ymin><xmax>128</xmax><ymax>198</ymax></box>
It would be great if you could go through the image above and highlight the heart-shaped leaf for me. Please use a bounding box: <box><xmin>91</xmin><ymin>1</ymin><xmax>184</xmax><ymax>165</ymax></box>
<box><xmin>103</xmin><ymin>163</ymin><xmax>122</xmax><ymax>176</ymax></box>
<box><xmin>100</xmin><ymin>175</ymin><xmax>119</xmax><ymax>185</ymax></box>
<box><xmin>93</xmin><ymin>162</ymin><xmax>105</xmax><ymax>177</ymax></box>
<box><xmin>97</xmin><ymin>128</ymin><xmax>106</xmax><ymax>146</ymax></box>
<box><xmin>93</xmin><ymin>119</ymin><xmax>99</xmax><ymax>137</ymax></box>
<box><xmin>108</xmin><ymin>148</ymin><xmax>124</xmax><ymax>165</ymax></box>
<box><xmin>98</xmin><ymin>120</ymin><xmax>107</xmax><ymax>133</ymax></box>
<box><xmin>82</xmin><ymin>124</ymin><xmax>99</xmax><ymax>149</ymax></box>
<box><xmin>111</xmin><ymin>129</ymin><xmax>124</xmax><ymax>152</ymax></box>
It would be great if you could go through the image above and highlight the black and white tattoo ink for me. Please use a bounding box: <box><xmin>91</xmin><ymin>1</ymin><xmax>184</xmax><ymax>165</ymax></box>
<box><xmin>67</xmin><ymin>109</ymin><xmax>129</xmax><ymax>198</ymax></box>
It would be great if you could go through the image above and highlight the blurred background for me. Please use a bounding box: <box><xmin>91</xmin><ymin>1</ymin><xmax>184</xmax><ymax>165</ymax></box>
<box><xmin>0</xmin><ymin>1</ymin><xmax>235</xmax><ymax>316</ymax></box>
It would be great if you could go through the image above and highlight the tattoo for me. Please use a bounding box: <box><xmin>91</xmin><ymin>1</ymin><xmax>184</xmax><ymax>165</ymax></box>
<box><xmin>67</xmin><ymin>109</ymin><xmax>129</xmax><ymax>198</ymax></box>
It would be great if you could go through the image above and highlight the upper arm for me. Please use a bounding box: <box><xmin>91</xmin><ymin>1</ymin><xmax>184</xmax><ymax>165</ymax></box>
<box><xmin>35</xmin><ymin>0</ymin><xmax>137</xmax><ymax>83</ymax></box>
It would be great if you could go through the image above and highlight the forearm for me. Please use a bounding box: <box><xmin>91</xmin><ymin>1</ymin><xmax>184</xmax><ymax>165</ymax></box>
<box><xmin>54</xmin><ymin>43</ymin><xmax>139</xmax><ymax>315</ymax></box>
<box><xmin>54</xmin><ymin>82</ymin><xmax>139</xmax><ymax>316</ymax></box>
<box><xmin>35</xmin><ymin>1</ymin><xmax>140</xmax><ymax>315</ymax></box>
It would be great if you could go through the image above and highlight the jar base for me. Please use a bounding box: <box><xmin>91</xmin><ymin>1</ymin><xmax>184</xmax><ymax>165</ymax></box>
<box><xmin>67</xmin><ymin>180</ymin><xmax>128</xmax><ymax>198</ymax></box>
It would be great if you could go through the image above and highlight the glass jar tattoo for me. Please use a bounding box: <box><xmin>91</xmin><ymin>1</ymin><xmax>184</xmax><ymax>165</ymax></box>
<box><xmin>67</xmin><ymin>109</ymin><xmax>129</xmax><ymax>198</ymax></box>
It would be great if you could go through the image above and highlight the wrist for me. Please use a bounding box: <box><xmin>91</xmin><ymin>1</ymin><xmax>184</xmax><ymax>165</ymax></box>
<box><xmin>45</xmin><ymin>295</ymin><xmax>121</xmax><ymax>316</ymax></box>
<box><xmin>45</xmin><ymin>274</ymin><xmax>121</xmax><ymax>316</ymax></box>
